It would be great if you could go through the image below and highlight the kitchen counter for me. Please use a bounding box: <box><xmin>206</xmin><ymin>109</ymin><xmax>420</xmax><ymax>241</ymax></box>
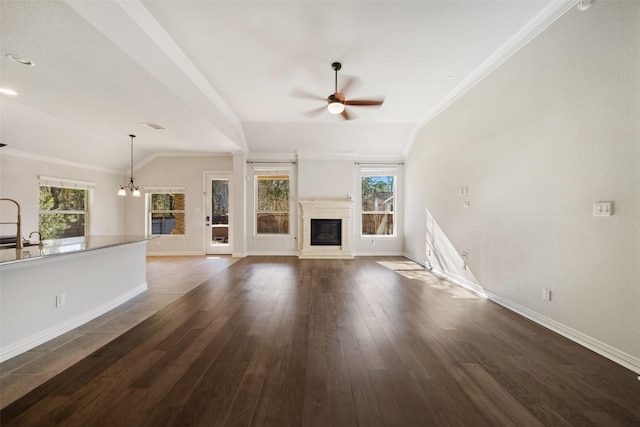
<box><xmin>0</xmin><ymin>235</ymin><xmax>154</xmax><ymax>265</ymax></box>
<box><xmin>1</xmin><ymin>235</ymin><xmax>153</xmax><ymax>362</ymax></box>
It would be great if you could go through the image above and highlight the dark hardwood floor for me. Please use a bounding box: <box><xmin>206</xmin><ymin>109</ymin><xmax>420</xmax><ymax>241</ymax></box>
<box><xmin>1</xmin><ymin>256</ymin><xmax>638</xmax><ymax>426</ymax></box>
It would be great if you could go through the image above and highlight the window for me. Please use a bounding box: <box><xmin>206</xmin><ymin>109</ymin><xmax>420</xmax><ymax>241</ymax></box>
<box><xmin>38</xmin><ymin>176</ymin><xmax>92</xmax><ymax>240</ymax></box>
<box><xmin>361</xmin><ymin>175</ymin><xmax>395</xmax><ymax>236</ymax></box>
<box><xmin>256</xmin><ymin>175</ymin><xmax>290</xmax><ymax>235</ymax></box>
<box><xmin>147</xmin><ymin>189</ymin><xmax>186</xmax><ymax>235</ymax></box>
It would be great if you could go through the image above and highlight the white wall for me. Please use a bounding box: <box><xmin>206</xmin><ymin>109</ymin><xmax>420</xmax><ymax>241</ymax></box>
<box><xmin>0</xmin><ymin>240</ymin><xmax>146</xmax><ymax>361</ymax></box>
<box><xmin>0</xmin><ymin>151</ymin><xmax>125</xmax><ymax>238</ymax></box>
<box><xmin>240</xmin><ymin>155</ymin><xmax>405</xmax><ymax>256</ymax></box>
<box><xmin>124</xmin><ymin>154</ymin><xmax>233</xmax><ymax>255</ymax></box>
<box><xmin>296</xmin><ymin>156</ymin><xmax>404</xmax><ymax>256</ymax></box>
<box><xmin>298</xmin><ymin>158</ymin><xmax>354</xmax><ymax>200</ymax></box>
<box><xmin>404</xmin><ymin>3</ymin><xmax>640</xmax><ymax>370</ymax></box>
<box><xmin>296</xmin><ymin>158</ymin><xmax>351</xmax><ymax>255</ymax></box>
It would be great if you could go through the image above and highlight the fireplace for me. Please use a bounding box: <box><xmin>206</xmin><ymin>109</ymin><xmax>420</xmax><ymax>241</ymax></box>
<box><xmin>311</xmin><ymin>219</ymin><xmax>341</xmax><ymax>246</ymax></box>
<box><xmin>299</xmin><ymin>200</ymin><xmax>353</xmax><ymax>259</ymax></box>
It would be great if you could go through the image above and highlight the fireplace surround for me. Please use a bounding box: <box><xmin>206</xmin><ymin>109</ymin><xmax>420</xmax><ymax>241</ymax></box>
<box><xmin>299</xmin><ymin>200</ymin><xmax>353</xmax><ymax>259</ymax></box>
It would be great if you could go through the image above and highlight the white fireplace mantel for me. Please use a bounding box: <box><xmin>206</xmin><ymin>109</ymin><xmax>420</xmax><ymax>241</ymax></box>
<box><xmin>299</xmin><ymin>199</ymin><xmax>354</xmax><ymax>259</ymax></box>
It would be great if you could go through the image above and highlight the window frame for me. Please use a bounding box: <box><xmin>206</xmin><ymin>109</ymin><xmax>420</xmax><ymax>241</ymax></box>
<box><xmin>145</xmin><ymin>187</ymin><xmax>186</xmax><ymax>238</ymax></box>
<box><xmin>38</xmin><ymin>176</ymin><xmax>93</xmax><ymax>241</ymax></box>
<box><xmin>254</xmin><ymin>173</ymin><xmax>291</xmax><ymax>236</ymax></box>
<box><xmin>359</xmin><ymin>168</ymin><xmax>398</xmax><ymax>238</ymax></box>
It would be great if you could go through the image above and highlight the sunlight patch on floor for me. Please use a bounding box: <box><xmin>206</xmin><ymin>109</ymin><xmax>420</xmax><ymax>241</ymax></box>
<box><xmin>378</xmin><ymin>260</ymin><xmax>483</xmax><ymax>300</ymax></box>
<box><xmin>377</xmin><ymin>260</ymin><xmax>425</xmax><ymax>271</ymax></box>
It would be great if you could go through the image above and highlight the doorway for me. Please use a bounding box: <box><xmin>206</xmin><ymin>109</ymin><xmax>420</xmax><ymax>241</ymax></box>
<box><xmin>205</xmin><ymin>173</ymin><xmax>232</xmax><ymax>255</ymax></box>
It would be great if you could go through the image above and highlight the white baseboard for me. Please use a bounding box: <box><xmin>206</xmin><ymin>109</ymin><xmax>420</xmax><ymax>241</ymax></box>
<box><xmin>146</xmin><ymin>251</ymin><xmax>204</xmax><ymax>256</ymax></box>
<box><xmin>353</xmin><ymin>251</ymin><xmax>405</xmax><ymax>257</ymax></box>
<box><xmin>246</xmin><ymin>251</ymin><xmax>299</xmax><ymax>256</ymax></box>
<box><xmin>486</xmin><ymin>292</ymin><xmax>640</xmax><ymax>375</ymax></box>
<box><xmin>429</xmin><ymin>265</ymin><xmax>488</xmax><ymax>297</ymax></box>
<box><xmin>0</xmin><ymin>283</ymin><xmax>148</xmax><ymax>363</ymax></box>
<box><xmin>402</xmin><ymin>252</ymin><xmax>640</xmax><ymax>375</ymax></box>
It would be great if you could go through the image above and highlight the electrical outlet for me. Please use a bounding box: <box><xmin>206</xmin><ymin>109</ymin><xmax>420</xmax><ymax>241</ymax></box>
<box><xmin>56</xmin><ymin>294</ymin><xmax>66</xmax><ymax>307</ymax></box>
<box><xmin>542</xmin><ymin>288</ymin><xmax>551</xmax><ymax>301</ymax></box>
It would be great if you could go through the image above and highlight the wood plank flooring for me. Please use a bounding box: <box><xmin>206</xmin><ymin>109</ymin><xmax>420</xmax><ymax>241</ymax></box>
<box><xmin>0</xmin><ymin>255</ymin><xmax>239</xmax><ymax>409</ymax></box>
<box><xmin>1</xmin><ymin>256</ymin><xmax>639</xmax><ymax>426</ymax></box>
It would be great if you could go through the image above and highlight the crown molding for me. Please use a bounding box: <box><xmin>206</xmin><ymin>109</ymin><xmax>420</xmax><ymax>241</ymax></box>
<box><xmin>404</xmin><ymin>0</ymin><xmax>576</xmax><ymax>158</ymax></box>
<box><xmin>1</xmin><ymin>148</ymin><xmax>122</xmax><ymax>175</ymax></box>
<box><xmin>246</xmin><ymin>152</ymin><xmax>297</xmax><ymax>162</ymax></box>
<box><xmin>296</xmin><ymin>151</ymin><xmax>356</xmax><ymax>161</ymax></box>
<box><xmin>133</xmin><ymin>151</ymin><xmax>233</xmax><ymax>171</ymax></box>
<box><xmin>354</xmin><ymin>153</ymin><xmax>405</xmax><ymax>163</ymax></box>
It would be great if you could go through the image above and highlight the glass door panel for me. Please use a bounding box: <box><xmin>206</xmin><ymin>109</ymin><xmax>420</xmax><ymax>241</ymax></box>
<box><xmin>206</xmin><ymin>175</ymin><xmax>231</xmax><ymax>254</ymax></box>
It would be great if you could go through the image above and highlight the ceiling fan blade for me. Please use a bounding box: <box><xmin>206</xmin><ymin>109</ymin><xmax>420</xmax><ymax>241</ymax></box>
<box><xmin>345</xmin><ymin>98</ymin><xmax>384</xmax><ymax>107</ymax></box>
<box><xmin>289</xmin><ymin>87</ymin><xmax>326</xmax><ymax>101</ymax></box>
<box><xmin>339</xmin><ymin>75</ymin><xmax>360</xmax><ymax>96</ymax></box>
<box><xmin>341</xmin><ymin>109</ymin><xmax>351</xmax><ymax>120</ymax></box>
<box><xmin>302</xmin><ymin>106</ymin><xmax>326</xmax><ymax>118</ymax></box>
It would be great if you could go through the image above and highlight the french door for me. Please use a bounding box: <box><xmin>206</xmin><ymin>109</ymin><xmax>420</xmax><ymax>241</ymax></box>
<box><xmin>205</xmin><ymin>173</ymin><xmax>232</xmax><ymax>255</ymax></box>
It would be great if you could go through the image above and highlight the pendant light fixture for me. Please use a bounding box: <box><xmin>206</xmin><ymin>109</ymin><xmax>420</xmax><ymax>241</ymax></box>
<box><xmin>118</xmin><ymin>134</ymin><xmax>141</xmax><ymax>197</ymax></box>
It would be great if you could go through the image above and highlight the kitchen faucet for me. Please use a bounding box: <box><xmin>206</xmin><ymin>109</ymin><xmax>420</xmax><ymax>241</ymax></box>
<box><xmin>0</xmin><ymin>198</ymin><xmax>23</xmax><ymax>250</ymax></box>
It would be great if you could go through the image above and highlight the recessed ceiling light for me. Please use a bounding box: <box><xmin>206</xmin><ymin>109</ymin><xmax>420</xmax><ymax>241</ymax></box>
<box><xmin>577</xmin><ymin>0</ymin><xmax>594</xmax><ymax>11</ymax></box>
<box><xmin>0</xmin><ymin>88</ymin><xmax>18</xmax><ymax>96</ymax></box>
<box><xmin>6</xmin><ymin>54</ymin><xmax>35</xmax><ymax>66</ymax></box>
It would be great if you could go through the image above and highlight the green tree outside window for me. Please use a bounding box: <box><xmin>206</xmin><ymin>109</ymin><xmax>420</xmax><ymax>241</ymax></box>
<box><xmin>361</xmin><ymin>176</ymin><xmax>395</xmax><ymax>236</ymax></box>
<box><xmin>256</xmin><ymin>176</ymin><xmax>290</xmax><ymax>234</ymax></box>
<box><xmin>39</xmin><ymin>186</ymin><xmax>87</xmax><ymax>240</ymax></box>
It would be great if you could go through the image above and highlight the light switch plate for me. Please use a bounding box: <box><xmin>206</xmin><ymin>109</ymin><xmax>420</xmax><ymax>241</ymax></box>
<box><xmin>593</xmin><ymin>201</ymin><xmax>612</xmax><ymax>216</ymax></box>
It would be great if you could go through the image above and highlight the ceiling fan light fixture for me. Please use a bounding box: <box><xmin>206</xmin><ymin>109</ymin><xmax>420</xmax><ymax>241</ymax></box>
<box><xmin>327</xmin><ymin>101</ymin><xmax>345</xmax><ymax>115</ymax></box>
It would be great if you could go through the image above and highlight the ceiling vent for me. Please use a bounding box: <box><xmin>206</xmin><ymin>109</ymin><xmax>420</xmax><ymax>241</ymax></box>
<box><xmin>141</xmin><ymin>122</ymin><xmax>166</xmax><ymax>130</ymax></box>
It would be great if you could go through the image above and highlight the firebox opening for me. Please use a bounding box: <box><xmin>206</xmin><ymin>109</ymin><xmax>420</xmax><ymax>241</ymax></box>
<box><xmin>311</xmin><ymin>219</ymin><xmax>342</xmax><ymax>246</ymax></box>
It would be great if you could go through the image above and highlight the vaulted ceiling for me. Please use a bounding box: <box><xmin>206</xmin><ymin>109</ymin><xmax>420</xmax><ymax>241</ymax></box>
<box><xmin>0</xmin><ymin>1</ymin><xmax>573</xmax><ymax>172</ymax></box>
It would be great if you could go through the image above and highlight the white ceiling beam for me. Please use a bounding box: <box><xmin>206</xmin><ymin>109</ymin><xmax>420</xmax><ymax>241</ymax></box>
<box><xmin>65</xmin><ymin>0</ymin><xmax>248</xmax><ymax>153</ymax></box>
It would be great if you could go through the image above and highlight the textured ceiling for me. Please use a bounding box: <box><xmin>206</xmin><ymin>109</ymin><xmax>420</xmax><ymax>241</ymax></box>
<box><xmin>0</xmin><ymin>0</ymin><xmax>573</xmax><ymax>172</ymax></box>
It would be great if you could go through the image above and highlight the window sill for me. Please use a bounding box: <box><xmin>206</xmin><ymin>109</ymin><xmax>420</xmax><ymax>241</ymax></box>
<box><xmin>151</xmin><ymin>234</ymin><xmax>186</xmax><ymax>239</ymax></box>
<box><xmin>252</xmin><ymin>234</ymin><xmax>294</xmax><ymax>240</ymax></box>
<box><xmin>360</xmin><ymin>235</ymin><xmax>397</xmax><ymax>239</ymax></box>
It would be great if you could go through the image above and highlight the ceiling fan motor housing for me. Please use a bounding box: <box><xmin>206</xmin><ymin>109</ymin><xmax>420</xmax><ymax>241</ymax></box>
<box><xmin>327</xmin><ymin>93</ymin><xmax>345</xmax><ymax>103</ymax></box>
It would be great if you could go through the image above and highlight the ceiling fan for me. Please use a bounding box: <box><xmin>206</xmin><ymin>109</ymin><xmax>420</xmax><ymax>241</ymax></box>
<box><xmin>291</xmin><ymin>62</ymin><xmax>384</xmax><ymax>120</ymax></box>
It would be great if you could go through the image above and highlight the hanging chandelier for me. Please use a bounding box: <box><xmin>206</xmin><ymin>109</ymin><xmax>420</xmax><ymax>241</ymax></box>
<box><xmin>118</xmin><ymin>134</ymin><xmax>141</xmax><ymax>197</ymax></box>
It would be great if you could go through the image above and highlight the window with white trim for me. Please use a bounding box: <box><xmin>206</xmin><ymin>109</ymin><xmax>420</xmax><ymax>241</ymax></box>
<box><xmin>38</xmin><ymin>176</ymin><xmax>93</xmax><ymax>240</ymax></box>
<box><xmin>146</xmin><ymin>187</ymin><xmax>186</xmax><ymax>236</ymax></box>
<box><xmin>360</xmin><ymin>168</ymin><xmax>396</xmax><ymax>236</ymax></box>
<box><xmin>253</xmin><ymin>165</ymin><xmax>292</xmax><ymax>235</ymax></box>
